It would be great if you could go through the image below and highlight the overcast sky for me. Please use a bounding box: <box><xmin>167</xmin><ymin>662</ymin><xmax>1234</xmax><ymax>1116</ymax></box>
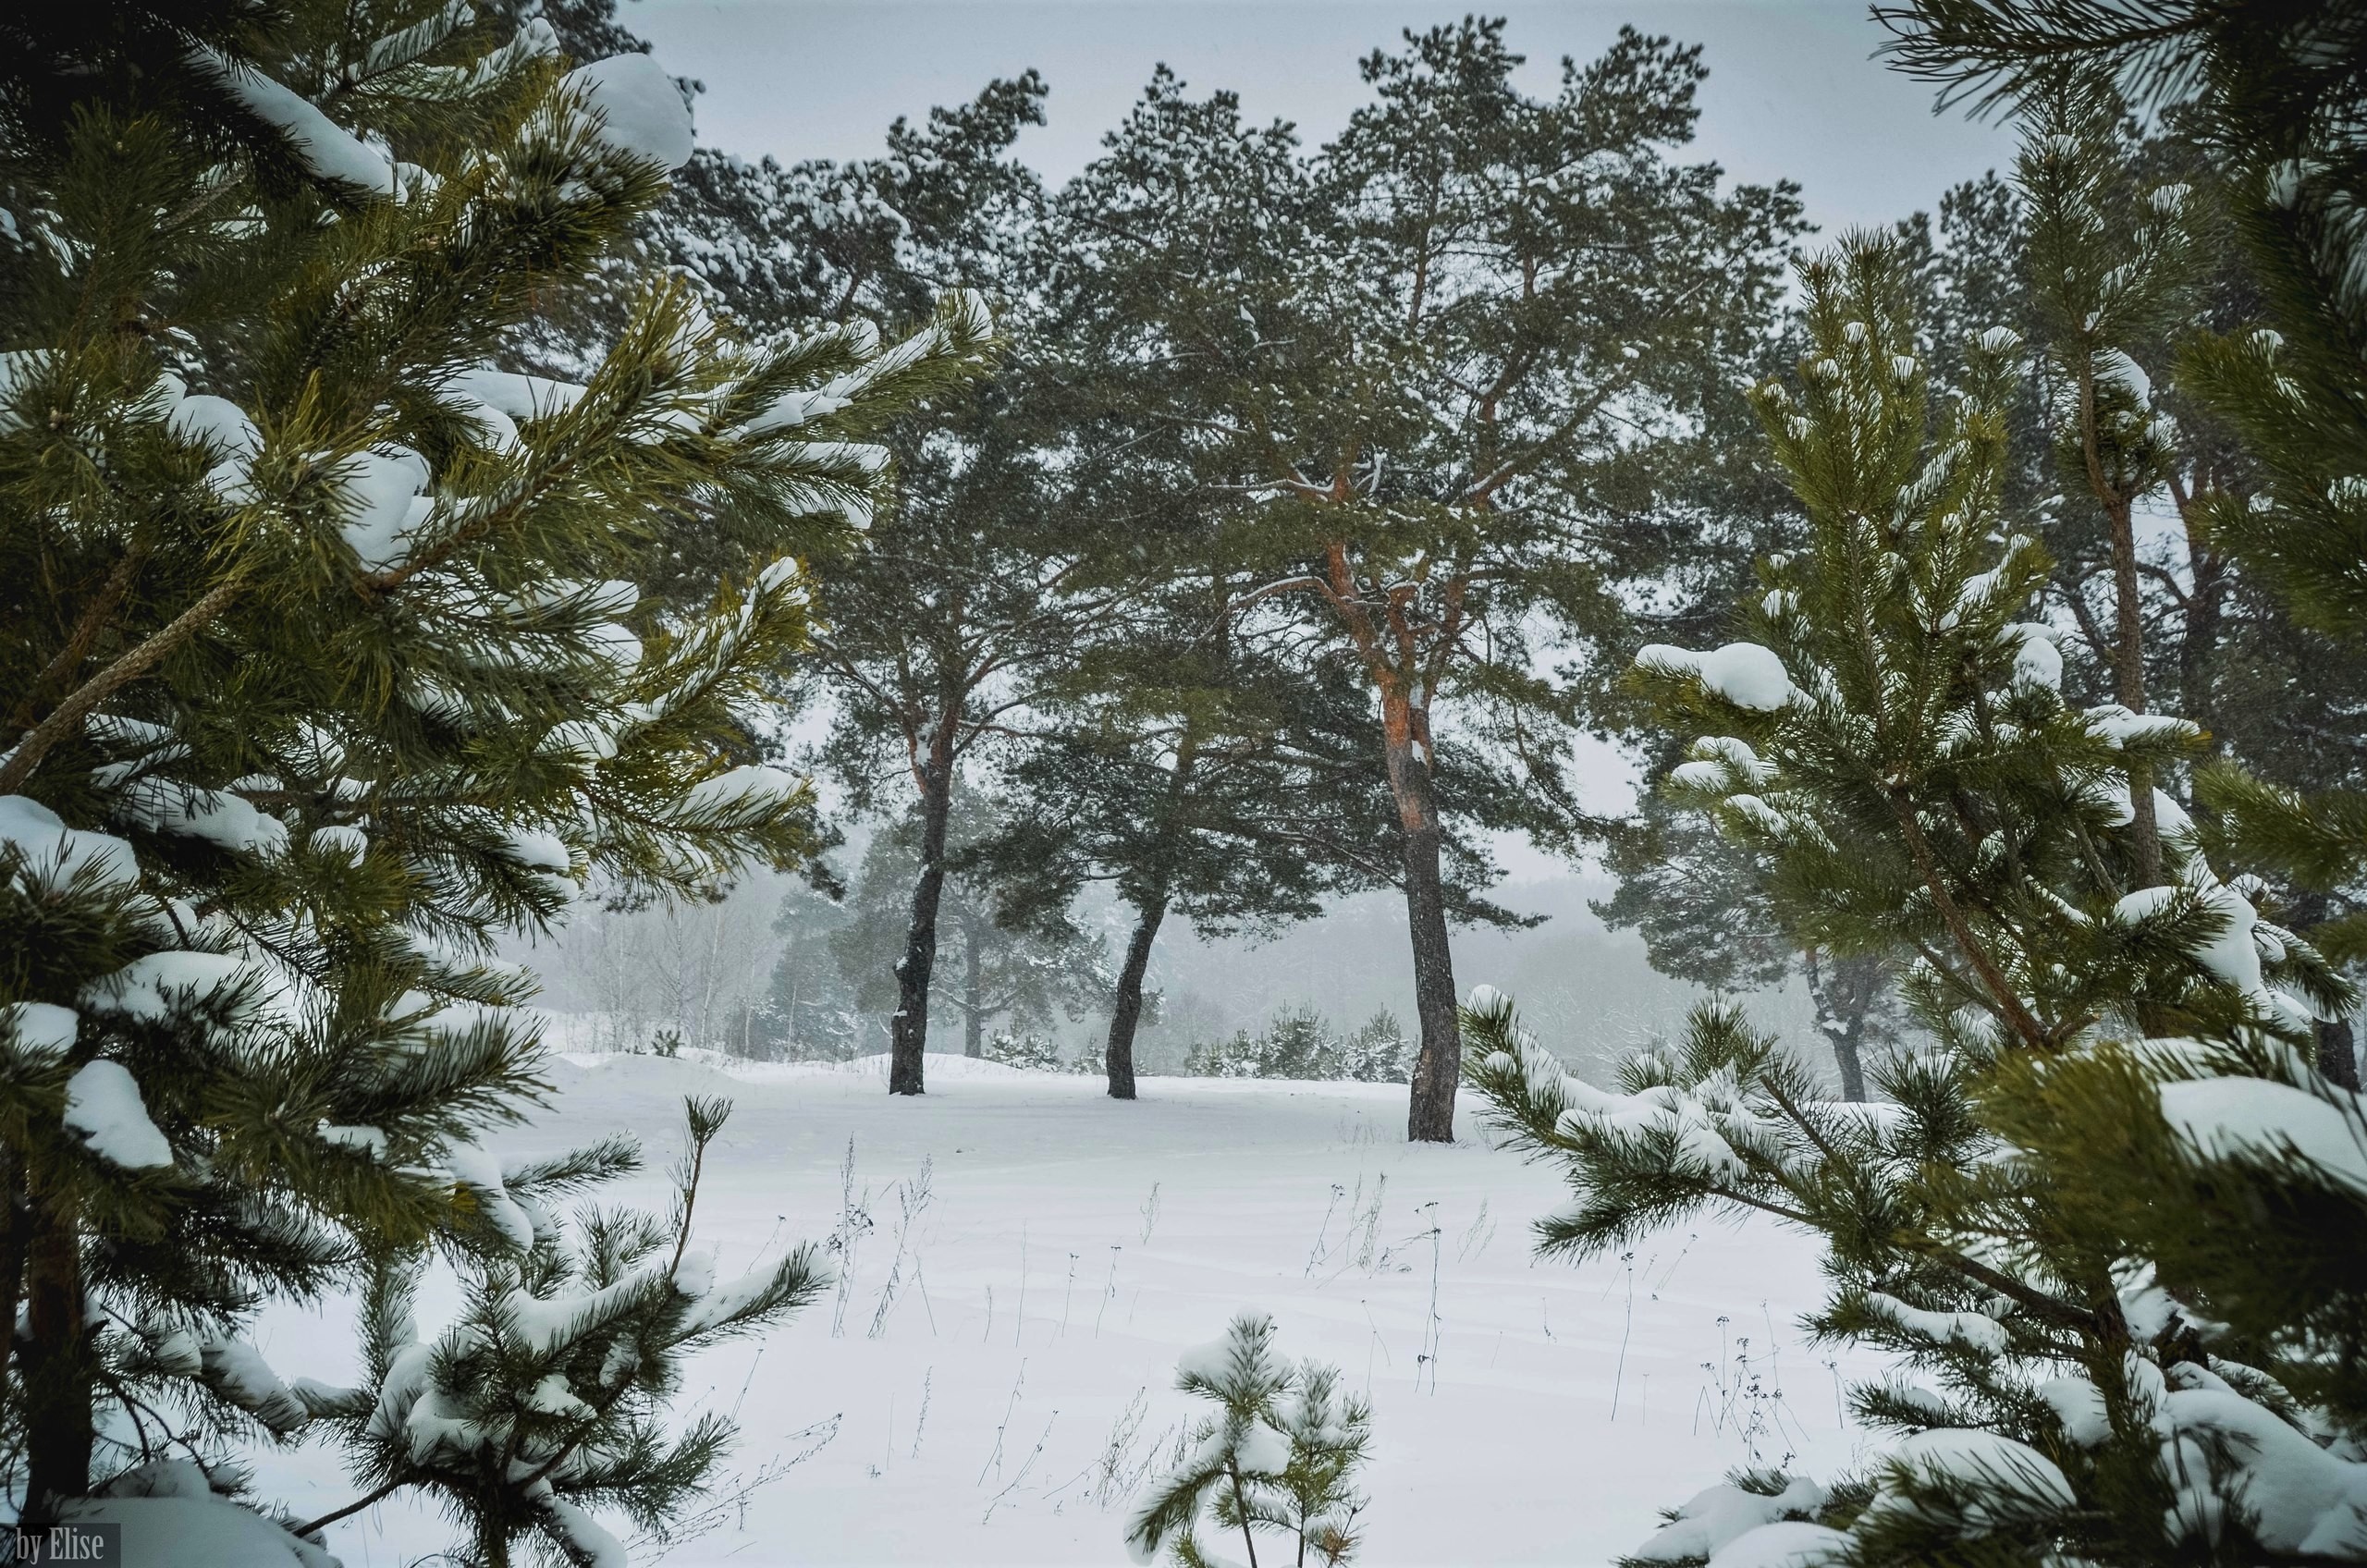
<box><xmin>627</xmin><ymin>0</ymin><xmax>2017</xmax><ymax>866</ymax></box>
<box><xmin>631</xmin><ymin>0</ymin><xmax>2017</xmax><ymax>239</ymax></box>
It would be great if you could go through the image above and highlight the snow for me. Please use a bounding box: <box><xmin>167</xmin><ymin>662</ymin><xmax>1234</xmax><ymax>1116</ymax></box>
<box><xmin>190</xmin><ymin>46</ymin><xmax>395</xmax><ymax>198</ymax></box>
<box><xmin>83</xmin><ymin>950</ymin><xmax>259</xmax><ymax>1023</ymax></box>
<box><xmin>2112</xmin><ymin>877</ymin><xmax>2270</xmax><ymax>999</ymax></box>
<box><xmin>2189</xmin><ymin>878</ymin><xmax>2266</xmax><ymax>998</ymax></box>
<box><xmin>2004</xmin><ymin>622</ymin><xmax>2061</xmax><ymax>690</ymax></box>
<box><xmin>2037</xmin><ymin>1372</ymin><xmax>2111</xmax><ymax>1446</ymax></box>
<box><xmin>564</xmin><ymin>55</ymin><xmax>695</xmax><ymax>171</ymax></box>
<box><xmin>743</xmin><ymin>386</ymin><xmax>851</xmax><ymax>435</ymax></box>
<box><xmin>2163</xmin><ymin>1388</ymin><xmax>2367</xmax><ymax>1555</ymax></box>
<box><xmin>443</xmin><ymin>1142</ymin><xmax>539</xmax><ymax>1253</ymax></box>
<box><xmin>1634</xmin><ymin>1477</ymin><xmax>1827</xmax><ymax>1562</ymax></box>
<box><xmin>202</xmin><ymin>1333</ymin><xmax>308</xmax><ymax>1431</ymax></box>
<box><xmin>2158</xmin><ymin>1077</ymin><xmax>2367</xmax><ymax>1199</ymax></box>
<box><xmin>116</xmin><ymin>778</ymin><xmax>290</xmax><ymax>855</ymax></box>
<box><xmin>499</xmin><ymin>827</ymin><xmax>572</xmax><ymax>874</ymax></box>
<box><xmin>59</xmin><ymin>1494</ymin><xmax>336</xmax><ymax>1568</ymax></box>
<box><xmin>1636</xmin><ymin>643</ymin><xmax>1796</xmax><ymax>711</ymax></box>
<box><xmin>2095</xmin><ymin>348</ymin><xmax>2152</xmax><ymax>405</ymax></box>
<box><xmin>1708</xmin><ymin>1520</ymin><xmax>1850</xmax><ymax>1568</ymax></box>
<box><xmin>0</xmin><ymin>349</ymin><xmax>55</xmax><ymax>432</ymax></box>
<box><xmin>1174</xmin><ymin>1330</ymin><xmax>1245</xmax><ymax>1386</ymax></box>
<box><xmin>1858</xmin><ymin>1291</ymin><xmax>2009</xmax><ymax>1356</ymax></box>
<box><xmin>1875</xmin><ymin>1427</ymin><xmax>2074</xmax><ymax>1528</ymax></box>
<box><xmin>243</xmin><ymin>1057</ymin><xmax>1886</xmax><ymax>1566</ymax></box>
<box><xmin>166</xmin><ymin>393</ymin><xmax>263</xmax><ymax>462</ymax></box>
<box><xmin>0</xmin><ymin>793</ymin><xmax>140</xmax><ymax>890</ymax></box>
<box><xmin>1233</xmin><ymin>1418</ymin><xmax>1292</xmax><ymax>1476</ymax></box>
<box><xmin>336</xmin><ymin>447</ymin><xmax>434</xmax><ymax>571</ymax></box>
<box><xmin>1692</xmin><ymin>736</ymin><xmax>1772</xmax><ymax>783</ymax></box>
<box><xmin>543</xmin><ymin>1496</ymin><xmax>630</xmax><ymax>1568</ymax></box>
<box><xmin>672</xmin><ymin>764</ymin><xmax>803</xmax><ymax>818</ymax></box>
<box><xmin>2152</xmin><ymin>787</ymin><xmax>2197</xmax><ymax>840</ymax></box>
<box><xmin>3</xmin><ymin>1000</ymin><xmax>78</xmax><ymax>1059</ymax></box>
<box><xmin>2083</xmin><ymin>704</ymin><xmax>2200</xmax><ymax>748</ymax></box>
<box><xmin>447</xmin><ymin>366</ymin><xmax>588</xmax><ymax>421</ymax></box>
<box><xmin>62</xmin><ymin>1060</ymin><xmax>174</xmax><ymax>1169</ymax></box>
<box><xmin>309</xmin><ymin>825</ymin><xmax>368</xmax><ymax>864</ymax></box>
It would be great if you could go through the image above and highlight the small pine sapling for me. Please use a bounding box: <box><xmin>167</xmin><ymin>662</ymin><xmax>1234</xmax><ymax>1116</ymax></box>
<box><xmin>302</xmin><ymin>1097</ymin><xmax>828</xmax><ymax>1567</ymax></box>
<box><xmin>1125</xmin><ymin>1312</ymin><xmax>1372</xmax><ymax>1568</ymax></box>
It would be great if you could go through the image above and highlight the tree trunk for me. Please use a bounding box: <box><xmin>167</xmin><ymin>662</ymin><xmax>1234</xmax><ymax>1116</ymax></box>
<box><xmin>1105</xmin><ymin>895</ymin><xmax>1168</xmax><ymax>1101</ymax></box>
<box><xmin>1802</xmin><ymin>948</ymin><xmax>1869</xmax><ymax>1101</ymax></box>
<box><xmin>963</xmin><ymin>909</ymin><xmax>984</xmax><ymax>1060</ymax></box>
<box><xmin>1380</xmin><ymin>700</ymin><xmax>1459</xmax><ymax>1143</ymax></box>
<box><xmin>2319</xmin><ymin>1012</ymin><xmax>2361</xmax><ymax>1091</ymax></box>
<box><xmin>21</xmin><ymin>1205</ymin><xmax>91</xmax><ymax>1521</ymax></box>
<box><xmin>0</xmin><ymin>1159</ymin><xmax>25</xmax><ymax>1439</ymax></box>
<box><xmin>2104</xmin><ymin>495</ymin><xmax>2163</xmax><ymax>888</ymax></box>
<box><xmin>889</xmin><ymin>729</ymin><xmax>957</xmax><ymax>1096</ymax></box>
<box><xmin>1400</xmin><ymin>817</ymin><xmax>1460</xmax><ymax>1141</ymax></box>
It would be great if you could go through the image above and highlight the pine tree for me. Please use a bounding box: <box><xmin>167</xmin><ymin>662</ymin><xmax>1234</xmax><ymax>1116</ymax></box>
<box><xmin>1055</xmin><ymin>30</ymin><xmax>1804</xmax><ymax>1140</ymax></box>
<box><xmin>1124</xmin><ymin>1312</ymin><xmax>1372</xmax><ymax>1568</ymax></box>
<box><xmin>974</xmin><ymin>541</ymin><xmax>1413</xmax><ymax>1098</ymax></box>
<box><xmin>1884</xmin><ymin>0</ymin><xmax>2367</xmax><ymax>1089</ymax></box>
<box><xmin>801</xmin><ymin>407</ymin><xmax>1123</xmax><ymax>1093</ymax></box>
<box><xmin>1468</xmin><ymin>234</ymin><xmax>2364</xmax><ymax>1564</ymax></box>
<box><xmin>1595</xmin><ymin>801</ymin><xmax>1902</xmax><ymax>1100</ymax></box>
<box><xmin>822</xmin><ymin>789</ymin><xmax>1110</xmax><ymax>1060</ymax></box>
<box><xmin>0</xmin><ymin>0</ymin><xmax>981</xmax><ymax>1553</ymax></box>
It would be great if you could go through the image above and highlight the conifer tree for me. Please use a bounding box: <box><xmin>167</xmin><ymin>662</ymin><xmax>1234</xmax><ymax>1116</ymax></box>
<box><xmin>820</xmin><ymin>789</ymin><xmax>1110</xmax><ymax>1060</ymax></box>
<box><xmin>1884</xmin><ymin>0</ymin><xmax>2367</xmax><ymax>1088</ymax></box>
<box><xmin>1469</xmin><ymin>235</ymin><xmax>2364</xmax><ymax>1565</ymax></box>
<box><xmin>1057</xmin><ymin>29</ymin><xmax>1803</xmax><ymax>1139</ymax></box>
<box><xmin>0</xmin><ymin>1</ymin><xmax>981</xmax><ymax>1554</ymax></box>
<box><xmin>1124</xmin><ymin>1312</ymin><xmax>1372</xmax><ymax>1568</ymax></box>
<box><xmin>802</xmin><ymin>391</ymin><xmax>1123</xmax><ymax>1096</ymax></box>
<box><xmin>1594</xmin><ymin>801</ymin><xmax>1901</xmax><ymax>1100</ymax></box>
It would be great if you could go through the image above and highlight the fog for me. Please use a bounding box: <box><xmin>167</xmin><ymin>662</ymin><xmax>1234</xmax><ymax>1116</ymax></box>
<box><xmin>508</xmin><ymin>861</ymin><xmax>1836</xmax><ymax>1088</ymax></box>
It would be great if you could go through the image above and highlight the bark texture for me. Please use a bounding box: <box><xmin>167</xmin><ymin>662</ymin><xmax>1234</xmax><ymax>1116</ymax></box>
<box><xmin>1104</xmin><ymin>897</ymin><xmax>1169</xmax><ymax>1100</ymax></box>
<box><xmin>889</xmin><ymin>735</ymin><xmax>956</xmax><ymax>1096</ymax></box>
<box><xmin>21</xmin><ymin>1210</ymin><xmax>90</xmax><ymax>1520</ymax></box>
<box><xmin>1381</xmin><ymin>693</ymin><xmax>1461</xmax><ymax>1143</ymax></box>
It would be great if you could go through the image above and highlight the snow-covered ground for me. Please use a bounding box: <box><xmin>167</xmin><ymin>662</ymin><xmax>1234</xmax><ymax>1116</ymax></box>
<box><xmin>251</xmin><ymin>1051</ymin><xmax>1889</xmax><ymax>1566</ymax></box>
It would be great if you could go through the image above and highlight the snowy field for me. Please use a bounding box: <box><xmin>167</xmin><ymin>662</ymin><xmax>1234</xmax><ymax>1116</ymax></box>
<box><xmin>250</xmin><ymin>1051</ymin><xmax>1891</xmax><ymax>1566</ymax></box>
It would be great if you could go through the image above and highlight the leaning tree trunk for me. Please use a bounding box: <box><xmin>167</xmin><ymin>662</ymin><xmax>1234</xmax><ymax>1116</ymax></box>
<box><xmin>1383</xmin><ymin>701</ymin><xmax>1460</xmax><ymax>1144</ymax></box>
<box><xmin>1105</xmin><ymin>894</ymin><xmax>1169</xmax><ymax>1101</ymax></box>
<box><xmin>21</xmin><ymin>1206</ymin><xmax>91</xmax><ymax>1521</ymax></box>
<box><xmin>1106</xmin><ymin>742</ymin><xmax>1199</xmax><ymax>1100</ymax></box>
<box><xmin>889</xmin><ymin>727</ymin><xmax>957</xmax><ymax>1096</ymax></box>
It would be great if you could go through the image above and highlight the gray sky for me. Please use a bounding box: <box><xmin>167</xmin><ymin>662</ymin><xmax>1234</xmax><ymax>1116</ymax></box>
<box><xmin>632</xmin><ymin>0</ymin><xmax>2017</xmax><ymax>239</ymax></box>
<box><xmin>629</xmin><ymin>0</ymin><xmax>2019</xmax><ymax>870</ymax></box>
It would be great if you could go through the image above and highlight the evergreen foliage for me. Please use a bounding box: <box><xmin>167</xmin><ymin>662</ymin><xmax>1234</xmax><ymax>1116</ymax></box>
<box><xmin>1123</xmin><ymin>1312</ymin><xmax>1372</xmax><ymax>1568</ymax></box>
<box><xmin>1183</xmin><ymin>1010</ymin><xmax>1410</xmax><ymax>1085</ymax></box>
<box><xmin>1469</xmin><ymin>233</ymin><xmax>2366</xmax><ymax>1565</ymax></box>
<box><xmin>1051</xmin><ymin>26</ymin><xmax>1805</xmax><ymax>1139</ymax></box>
<box><xmin>1594</xmin><ymin>799</ymin><xmax>1903</xmax><ymax>1101</ymax></box>
<box><xmin>1886</xmin><ymin>0</ymin><xmax>2367</xmax><ymax>1088</ymax></box>
<box><xmin>0</xmin><ymin>0</ymin><xmax>981</xmax><ymax>1552</ymax></box>
<box><xmin>305</xmin><ymin>1099</ymin><xmax>825</xmax><ymax>1567</ymax></box>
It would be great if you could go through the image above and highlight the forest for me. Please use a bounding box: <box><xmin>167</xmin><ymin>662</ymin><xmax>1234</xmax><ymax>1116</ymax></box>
<box><xmin>4</xmin><ymin>0</ymin><xmax>2367</xmax><ymax>1564</ymax></box>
